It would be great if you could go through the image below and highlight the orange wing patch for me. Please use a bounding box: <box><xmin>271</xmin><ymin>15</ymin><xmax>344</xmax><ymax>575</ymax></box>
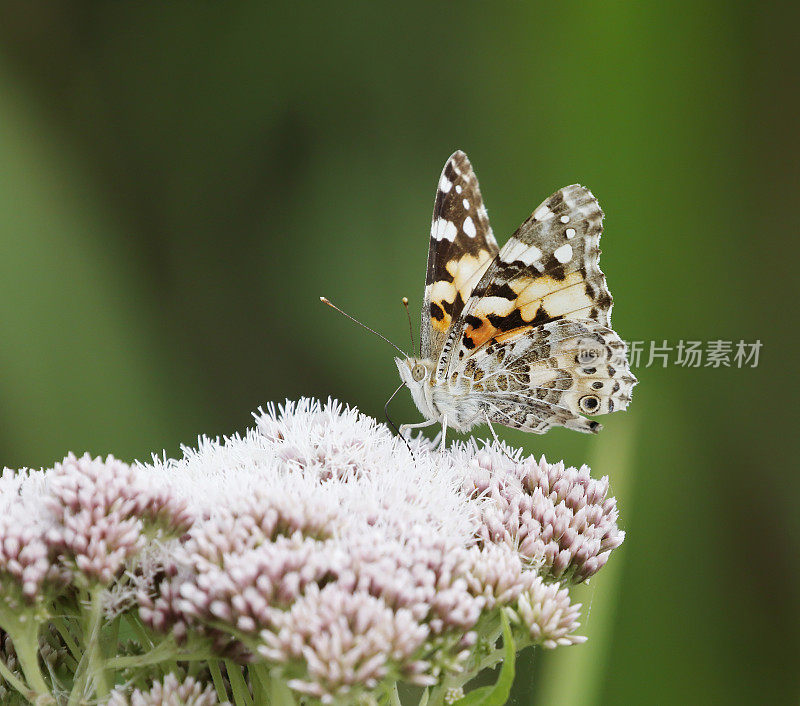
<box><xmin>461</xmin><ymin>271</ymin><xmax>595</xmax><ymax>352</ymax></box>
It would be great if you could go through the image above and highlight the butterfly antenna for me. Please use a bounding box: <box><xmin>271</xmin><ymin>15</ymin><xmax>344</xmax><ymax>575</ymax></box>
<box><xmin>320</xmin><ymin>297</ymin><xmax>408</xmax><ymax>357</ymax></box>
<box><xmin>401</xmin><ymin>297</ymin><xmax>416</xmax><ymax>355</ymax></box>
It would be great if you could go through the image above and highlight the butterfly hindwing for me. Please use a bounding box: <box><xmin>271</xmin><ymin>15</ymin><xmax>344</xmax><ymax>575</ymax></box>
<box><xmin>421</xmin><ymin>151</ymin><xmax>498</xmax><ymax>360</ymax></box>
<box><xmin>462</xmin><ymin>319</ymin><xmax>637</xmax><ymax>434</ymax></box>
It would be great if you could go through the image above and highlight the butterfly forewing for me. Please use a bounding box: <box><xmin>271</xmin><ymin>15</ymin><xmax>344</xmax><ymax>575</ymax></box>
<box><xmin>446</xmin><ymin>184</ymin><xmax>612</xmax><ymax>368</ymax></box>
<box><xmin>421</xmin><ymin>151</ymin><xmax>498</xmax><ymax>360</ymax></box>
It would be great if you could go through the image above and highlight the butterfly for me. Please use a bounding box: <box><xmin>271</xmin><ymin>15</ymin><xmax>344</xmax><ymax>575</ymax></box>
<box><xmin>394</xmin><ymin>151</ymin><xmax>637</xmax><ymax>447</ymax></box>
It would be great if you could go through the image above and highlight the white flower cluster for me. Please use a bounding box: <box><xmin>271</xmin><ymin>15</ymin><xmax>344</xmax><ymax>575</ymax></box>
<box><xmin>0</xmin><ymin>453</ymin><xmax>191</xmax><ymax>609</ymax></box>
<box><xmin>460</xmin><ymin>448</ymin><xmax>625</xmax><ymax>583</ymax></box>
<box><xmin>0</xmin><ymin>398</ymin><xmax>625</xmax><ymax>705</ymax></box>
<box><xmin>107</xmin><ymin>674</ymin><xmax>226</xmax><ymax>706</ymax></box>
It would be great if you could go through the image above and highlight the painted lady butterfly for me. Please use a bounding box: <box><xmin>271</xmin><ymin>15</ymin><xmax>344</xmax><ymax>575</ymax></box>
<box><xmin>394</xmin><ymin>151</ymin><xmax>637</xmax><ymax>446</ymax></box>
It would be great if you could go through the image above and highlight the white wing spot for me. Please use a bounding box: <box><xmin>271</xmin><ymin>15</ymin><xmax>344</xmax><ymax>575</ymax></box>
<box><xmin>565</xmin><ymin>228</ymin><xmax>576</xmax><ymax>239</ymax></box>
<box><xmin>520</xmin><ymin>245</ymin><xmax>543</xmax><ymax>266</ymax></box>
<box><xmin>463</xmin><ymin>216</ymin><xmax>477</xmax><ymax>238</ymax></box>
<box><xmin>503</xmin><ymin>240</ymin><xmax>542</xmax><ymax>266</ymax></box>
<box><xmin>439</xmin><ymin>175</ymin><xmax>453</xmax><ymax>193</ymax></box>
<box><xmin>534</xmin><ymin>205</ymin><xmax>554</xmax><ymax>221</ymax></box>
<box><xmin>554</xmin><ymin>243</ymin><xmax>573</xmax><ymax>263</ymax></box>
<box><xmin>455</xmin><ymin>184</ymin><xmax>463</xmax><ymax>194</ymax></box>
<box><xmin>560</xmin><ymin>215</ymin><xmax>570</xmax><ymax>223</ymax></box>
<box><xmin>462</xmin><ymin>198</ymin><xmax>470</xmax><ymax>210</ymax></box>
<box><xmin>434</xmin><ymin>218</ymin><xmax>458</xmax><ymax>242</ymax></box>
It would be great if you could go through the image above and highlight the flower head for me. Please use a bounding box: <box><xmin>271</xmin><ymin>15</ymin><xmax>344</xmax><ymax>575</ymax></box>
<box><xmin>0</xmin><ymin>468</ymin><xmax>63</xmax><ymax>606</ymax></box>
<box><xmin>135</xmin><ymin>399</ymin><xmax>622</xmax><ymax>701</ymax></box>
<box><xmin>0</xmin><ymin>398</ymin><xmax>625</xmax><ymax>704</ymax></box>
<box><xmin>462</xmin><ymin>448</ymin><xmax>624</xmax><ymax>582</ymax></box>
<box><xmin>44</xmin><ymin>453</ymin><xmax>193</xmax><ymax>586</ymax></box>
<box><xmin>107</xmin><ymin>674</ymin><xmax>225</xmax><ymax>706</ymax></box>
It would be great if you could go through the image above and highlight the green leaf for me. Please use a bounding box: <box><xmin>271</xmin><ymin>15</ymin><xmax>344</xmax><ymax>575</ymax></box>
<box><xmin>225</xmin><ymin>660</ymin><xmax>254</xmax><ymax>706</ymax></box>
<box><xmin>454</xmin><ymin>611</ymin><xmax>516</xmax><ymax>706</ymax></box>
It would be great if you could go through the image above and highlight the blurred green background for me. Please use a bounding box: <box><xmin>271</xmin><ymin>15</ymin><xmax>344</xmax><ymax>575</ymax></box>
<box><xmin>0</xmin><ymin>2</ymin><xmax>797</xmax><ymax>703</ymax></box>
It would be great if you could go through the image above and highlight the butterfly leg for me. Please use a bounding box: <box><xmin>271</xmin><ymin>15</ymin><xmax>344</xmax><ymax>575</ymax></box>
<box><xmin>484</xmin><ymin>412</ymin><xmax>502</xmax><ymax>446</ymax></box>
<box><xmin>399</xmin><ymin>420</ymin><xmax>436</xmax><ymax>438</ymax></box>
<box><xmin>438</xmin><ymin>416</ymin><xmax>448</xmax><ymax>451</ymax></box>
<box><xmin>484</xmin><ymin>411</ymin><xmax>515</xmax><ymax>461</ymax></box>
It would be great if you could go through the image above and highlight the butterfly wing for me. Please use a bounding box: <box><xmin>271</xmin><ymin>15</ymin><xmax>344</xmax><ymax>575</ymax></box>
<box><xmin>443</xmin><ymin>184</ymin><xmax>636</xmax><ymax>433</ymax></box>
<box><xmin>467</xmin><ymin>319</ymin><xmax>637</xmax><ymax>434</ymax></box>
<box><xmin>456</xmin><ymin>184</ymin><xmax>611</xmax><ymax>357</ymax></box>
<box><xmin>421</xmin><ymin>151</ymin><xmax>499</xmax><ymax>360</ymax></box>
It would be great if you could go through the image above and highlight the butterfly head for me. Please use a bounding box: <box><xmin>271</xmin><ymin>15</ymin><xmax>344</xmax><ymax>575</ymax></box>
<box><xmin>395</xmin><ymin>357</ymin><xmax>438</xmax><ymax>418</ymax></box>
<box><xmin>395</xmin><ymin>357</ymin><xmax>434</xmax><ymax>386</ymax></box>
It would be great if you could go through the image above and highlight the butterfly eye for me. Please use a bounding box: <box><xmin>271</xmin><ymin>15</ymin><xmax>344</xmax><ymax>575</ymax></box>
<box><xmin>579</xmin><ymin>394</ymin><xmax>601</xmax><ymax>414</ymax></box>
<box><xmin>411</xmin><ymin>364</ymin><xmax>426</xmax><ymax>382</ymax></box>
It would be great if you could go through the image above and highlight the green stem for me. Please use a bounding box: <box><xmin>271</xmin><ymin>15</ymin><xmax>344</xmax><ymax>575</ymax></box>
<box><xmin>102</xmin><ymin>615</ymin><xmax>120</xmax><ymax>654</ymax></box>
<box><xmin>427</xmin><ymin>619</ymin><xmax>507</xmax><ymax>705</ymax></box>
<box><xmin>100</xmin><ymin>615</ymin><xmax>121</xmax><ymax>688</ymax></box>
<box><xmin>474</xmin><ymin>646</ymin><xmax>505</xmax><ymax>674</ymax></box>
<box><xmin>67</xmin><ymin>587</ymin><xmax>107</xmax><ymax>706</ymax></box>
<box><xmin>0</xmin><ymin>611</ymin><xmax>53</xmax><ymax>703</ymax></box>
<box><xmin>124</xmin><ymin>613</ymin><xmax>154</xmax><ymax>650</ymax></box>
<box><xmin>85</xmin><ymin>588</ymin><xmax>110</xmax><ymax>700</ymax></box>
<box><xmin>0</xmin><ymin>651</ymin><xmax>37</xmax><ymax>704</ymax></box>
<box><xmin>106</xmin><ymin>647</ymin><xmax>209</xmax><ymax>670</ymax></box>
<box><xmin>51</xmin><ymin>615</ymin><xmax>82</xmax><ymax>663</ymax></box>
<box><xmin>224</xmin><ymin>660</ymin><xmax>253</xmax><ymax>706</ymax></box>
<box><xmin>208</xmin><ymin>660</ymin><xmax>228</xmax><ymax>702</ymax></box>
<box><xmin>247</xmin><ymin>664</ymin><xmax>270</xmax><ymax>704</ymax></box>
<box><xmin>124</xmin><ymin>612</ymin><xmax>173</xmax><ymax>677</ymax></box>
